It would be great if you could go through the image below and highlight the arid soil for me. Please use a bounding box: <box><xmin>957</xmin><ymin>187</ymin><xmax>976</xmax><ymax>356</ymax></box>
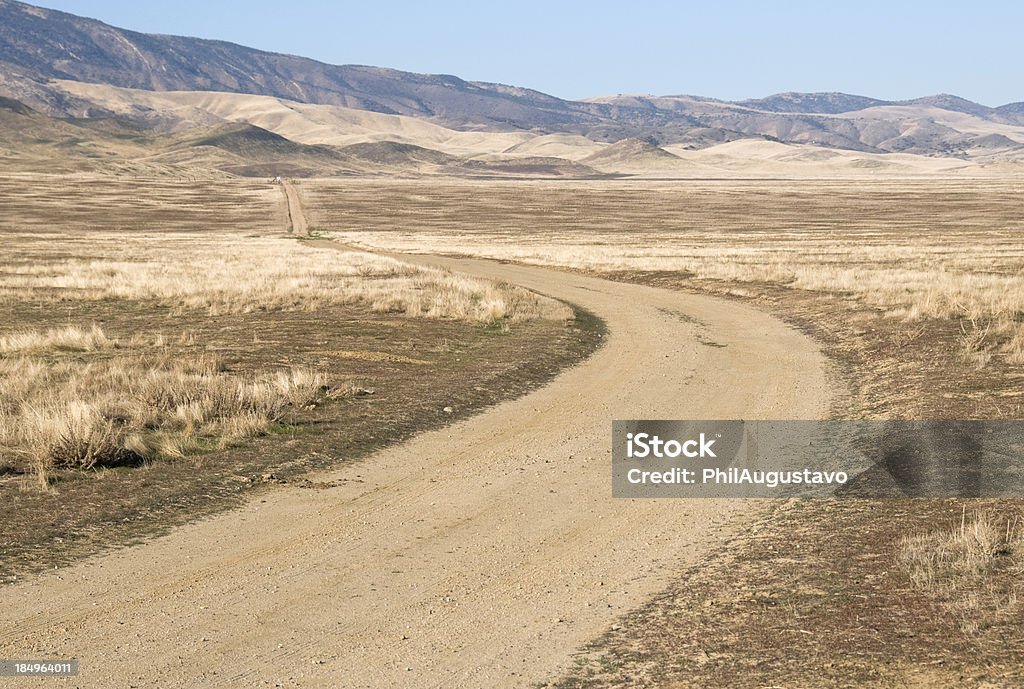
<box><xmin>0</xmin><ymin>249</ymin><xmax>832</xmax><ymax>687</ymax></box>
<box><xmin>298</xmin><ymin>177</ymin><xmax>1024</xmax><ymax>687</ymax></box>
<box><xmin>548</xmin><ymin>275</ymin><xmax>1024</xmax><ymax>689</ymax></box>
<box><xmin>0</xmin><ymin>302</ymin><xmax>598</xmax><ymax>583</ymax></box>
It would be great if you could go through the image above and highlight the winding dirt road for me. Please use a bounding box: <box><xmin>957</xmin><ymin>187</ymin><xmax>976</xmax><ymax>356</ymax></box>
<box><xmin>1</xmin><ymin>190</ymin><xmax>832</xmax><ymax>688</ymax></box>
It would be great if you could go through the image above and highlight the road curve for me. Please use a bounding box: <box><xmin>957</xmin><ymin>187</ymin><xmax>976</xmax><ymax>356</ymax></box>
<box><xmin>0</xmin><ymin>251</ymin><xmax>832</xmax><ymax>688</ymax></box>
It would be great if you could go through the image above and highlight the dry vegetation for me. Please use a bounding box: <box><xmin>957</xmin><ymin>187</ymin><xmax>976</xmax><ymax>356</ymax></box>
<box><xmin>0</xmin><ymin>323</ymin><xmax>112</xmax><ymax>353</ymax></box>
<box><xmin>0</xmin><ymin>325</ymin><xmax>325</xmax><ymax>485</ymax></box>
<box><xmin>304</xmin><ymin>178</ymin><xmax>1024</xmax><ymax>369</ymax></box>
<box><xmin>0</xmin><ymin>175</ymin><xmax>570</xmax><ymax>488</ymax></box>
<box><xmin>302</xmin><ymin>177</ymin><xmax>1024</xmax><ymax>686</ymax></box>
<box><xmin>3</xmin><ymin>173</ymin><xmax>1021</xmax><ymax>682</ymax></box>
<box><xmin>0</xmin><ymin>304</ymin><xmax>601</xmax><ymax>581</ymax></box>
<box><xmin>0</xmin><ymin>174</ymin><xmax>567</xmax><ymax>323</ymax></box>
<box><xmin>899</xmin><ymin>509</ymin><xmax>1023</xmax><ymax>635</ymax></box>
<box><xmin>0</xmin><ymin>230</ymin><xmax>567</xmax><ymax>321</ymax></box>
<box><xmin>554</xmin><ymin>499</ymin><xmax>1024</xmax><ymax>689</ymax></box>
<box><xmin>0</xmin><ymin>174</ymin><xmax>601</xmax><ymax>581</ymax></box>
<box><xmin>0</xmin><ymin>173</ymin><xmax>287</xmax><ymax>234</ymax></box>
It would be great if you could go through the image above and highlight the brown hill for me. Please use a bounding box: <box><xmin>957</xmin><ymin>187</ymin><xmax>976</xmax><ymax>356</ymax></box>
<box><xmin>1</xmin><ymin>0</ymin><xmax>1022</xmax><ymax>164</ymax></box>
<box><xmin>337</xmin><ymin>141</ymin><xmax>457</xmax><ymax>168</ymax></box>
<box><xmin>581</xmin><ymin>138</ymin><xmax>681</xmax><ymax>166</ymax></box>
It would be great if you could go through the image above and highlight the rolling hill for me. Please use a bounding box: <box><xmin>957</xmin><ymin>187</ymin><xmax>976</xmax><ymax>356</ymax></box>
<box><xmin>0</xmin><ymin>0</ymin><xmax>1022</xmax><ymax>176</ymax></box>
<box><xmin>0</xmin><ymin>0</ymin><xmax>619</xmax><ymax>134</ymax></box>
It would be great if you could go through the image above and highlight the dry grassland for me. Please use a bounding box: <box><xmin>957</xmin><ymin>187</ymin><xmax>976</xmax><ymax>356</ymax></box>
<box><xmin>0</xmin><ymin>173</ymin><xmax>288</xmax><ymax>234</ymax></box>
<box><xmin>0</xmin><ymin>327</ymin><xmax>324</xmax><ymax>486</ymax></box>
<box><xmin>0</xmin><ymin>230</ymin><xmax>567</xmax><ymax>321</ymax></box>
<box><xmin>302</xmin><ymin>177</ymin><xmax>1024</xmax><ymax>685</ymax></box>
<box><xmin>899</xmin><ymin>509</ymin><xmax>1023</xmax><ymax>635</ymax></box>
<box><xmin>304</xmin><ymin>178</ymin><xmax>1024</xmax><ymax>369</ymax></box>
<box><xmin>0</xmin><ymin>175</ymin><xmax>569</xmax><ymax>486</ymax></box>
<box><xmin>0</xmin><ymin>174</ymin><xmax>567</xmax><ymax>323</ymax></box>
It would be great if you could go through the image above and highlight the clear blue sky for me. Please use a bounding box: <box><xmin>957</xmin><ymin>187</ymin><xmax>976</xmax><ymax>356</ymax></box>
<box><xmin>34</xmin><ymin>1</ymin><xmax>1024</xmax><ymax>106</ymax></box>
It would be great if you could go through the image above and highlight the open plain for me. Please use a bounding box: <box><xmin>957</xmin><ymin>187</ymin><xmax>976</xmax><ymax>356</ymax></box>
<box><xmin>0</xmin><ymin>172</ymin><xmax>1022</xmax><ymax>688</ymax></box>
<box><xmin>2</xmin><ymin>2</ymin><xmax>1024</xmax><ymax>687</ymax></box>
<box><xmin>308</xmin><ymin>176</ymin><xmax>1024</xmax><ymax>686</ymax></box>
<box><xmin>305</xmin><ymin>177</ymin><xmax>1024</xmax><ymax>416</ymax></box>
<box><xmin>0</xmin><ymin>172</ymin><xmax>840</xmax><ymax>688</ymax></box>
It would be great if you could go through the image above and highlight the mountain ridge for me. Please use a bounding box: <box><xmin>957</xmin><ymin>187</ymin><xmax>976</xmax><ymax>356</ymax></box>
<box><xmin>0</xmin><ymin>0</ymin><xmax>1022</xmax><ymax>165</ymax></box>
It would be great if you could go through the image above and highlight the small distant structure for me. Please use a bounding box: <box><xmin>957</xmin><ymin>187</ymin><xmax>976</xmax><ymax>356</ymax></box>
<box><xmin>273</xmin><ymin>176</ymin><xmax>282</xmax><ymax>184</ymax></box>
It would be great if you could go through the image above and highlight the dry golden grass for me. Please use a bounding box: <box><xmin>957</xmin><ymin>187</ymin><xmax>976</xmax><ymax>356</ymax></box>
<box><xmin>0</xmin><ymin>328</ymin><xmax>327</xmax><ymax>485</ymax></box>
<box><xmin>303</xmin><ymin>178</ymin><xmax>1024</xmax><ymax>367</ymax></box>
<box><xmin>0</xmin><ymin>176</ymin><xmax>571</xmax><ymax>487</ymax></box>
<box><xmin>0</xmin><ymin>231</ymin><xmax>568</xmax><ymax>322</ymax></box>
<box><xmin>898</xmin><ymin>509</ymin><xmax>1023</xmax><ymax>634</ymax></box>
<box><xmin>0</xmin><ymin>324</ymin><xmax>114</xmax><ymax>353</ymax></box>
<box><xmin>0</xmin><ymin>174</ymin><xmax>287</xmax><ymax>234</ymax></box>
<box><xmin>0</xmin><ymin>174</ymin><xmax>569</xmax><ymax>324</ymax></box>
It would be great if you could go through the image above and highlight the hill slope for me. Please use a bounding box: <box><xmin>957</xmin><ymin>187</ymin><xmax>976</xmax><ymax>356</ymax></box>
<box><xmin>0</xmin><ymin>0</ymin><xmax>1022</xmax><ymax>163</ymax></box>
<box><xmin>0</xmin><ymin>0</ymin><xmax>617</xmax><ymax>133</ymax></box>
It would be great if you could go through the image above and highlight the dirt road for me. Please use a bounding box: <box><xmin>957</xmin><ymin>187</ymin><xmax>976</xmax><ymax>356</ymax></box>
<box><xmin>282</xmin><ymin>180</ymin><xmax>308</xmax><ymax>234</ymax></box>
<box><xmin>1</xmin><ymin>244</ymin><xmax>832</xmax><ymax>687</ymax></box>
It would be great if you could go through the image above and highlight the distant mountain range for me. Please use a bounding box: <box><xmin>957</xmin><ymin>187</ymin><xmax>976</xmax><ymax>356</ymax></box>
<box><xmin>1</xmin><ymin>0</ymin><xmax>1022</xmax><ymax>176</ymax></box>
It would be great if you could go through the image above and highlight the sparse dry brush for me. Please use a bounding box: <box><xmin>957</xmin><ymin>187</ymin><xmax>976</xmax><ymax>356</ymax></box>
<box><xmin>305</xmin><ymin>178</ymin><xmax>1024</xmax><ymax>368</ymax></box>
<box><xmin>357</xmin><ymin>243</ymin><xmax>1024</xmax><ymax>363</ymax></box>
<box><xmin>0</xmin><ymin>324</ymin><xmax>114</xmax><ymax>353</ymax></box>
<box><xmin>0</xmin><ymin>231</ymin><xmax>568</xmax><ymax>323</ymax></box>
<box><xmin>0</xmin><ymin>326</ymin><xmax>325</xmax><ymax>485</ymax></box>
<box><xmin>898</xmin><ymin>509</ymin><xmax>1023</xmax><ymax>634</ymax></box>
<box><xmin>0</xmin><ymin>178</ymin><xmax>571</xmax><ymax>487</ymax></box>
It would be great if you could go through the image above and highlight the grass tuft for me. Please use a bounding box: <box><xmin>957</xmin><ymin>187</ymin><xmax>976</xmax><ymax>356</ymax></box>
<box><xmin>898</xmin><ymin>508</ymin><xmax>1023</xmax><ymax>634</ymax></box>
<box><xmin>0</xmin><ymin>324</ymin><xmax>114</xmax><ymax>353</ymax></box>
